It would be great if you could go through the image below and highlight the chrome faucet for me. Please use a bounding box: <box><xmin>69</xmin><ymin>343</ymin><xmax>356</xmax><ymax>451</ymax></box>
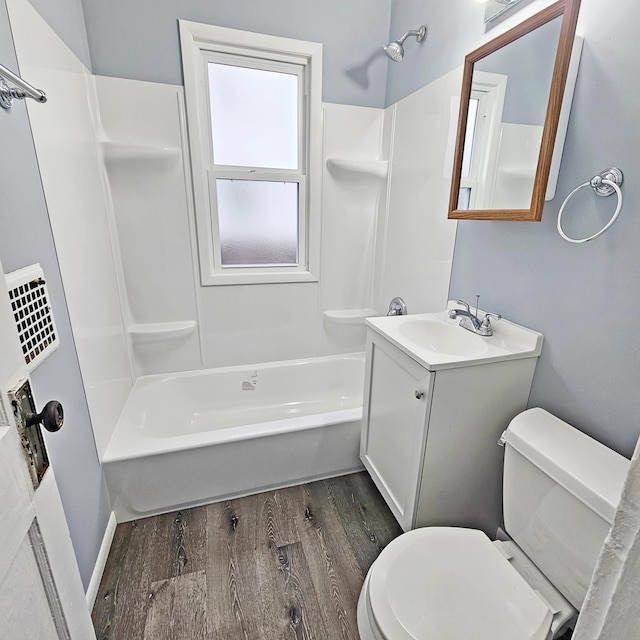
<box><xmin>449</xmin><ymin>299</ymin><xmax>482</xmax><ymax>329</ymax></box>
<box><xmin>387</xmin><ymin>297</ymin><xmax>407</xmax><ymax>316</ymax></box>
<box><xmin>448</xmin><ymin>297</ymin><xmax>501</xmax><ymax>336</ymax></box>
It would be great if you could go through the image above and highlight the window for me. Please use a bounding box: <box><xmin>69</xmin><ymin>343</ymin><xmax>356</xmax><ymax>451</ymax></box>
<box><xmin>458</xmin><ymin>72</ymin><xmax>507</xmax><ymax>210</ymax></box>
<box><xmin>180</xmin><ymin>22</ymin><xmax>323</xmax><ymax>285</ymax></box>
<box><xmin>459</xmin><ymin>93</ymin><xmax>485</xmax><ymax>209</ymax></box>
<box><xmin>459</xmin><ymin>95</ymin><xmax>480</xmax><ymax>208</ymax></box>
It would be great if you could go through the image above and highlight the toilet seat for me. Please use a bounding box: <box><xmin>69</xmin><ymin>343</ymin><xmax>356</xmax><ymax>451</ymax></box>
<box><xmin>365</xmin><ymin>527</ymin><xmax>553</xmax><ymax>640</ymax></box>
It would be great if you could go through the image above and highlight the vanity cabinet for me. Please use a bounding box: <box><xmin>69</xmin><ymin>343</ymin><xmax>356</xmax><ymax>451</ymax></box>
<box><xmin>360</xmin><ymin>325</ymin><xmax>540</xmax><ymax>536</ymax></box>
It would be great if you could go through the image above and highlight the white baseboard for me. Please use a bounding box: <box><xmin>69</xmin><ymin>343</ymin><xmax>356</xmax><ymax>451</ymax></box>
<box><xmin>85</xmin><ymin>511</ymin><xmax>117</xmax><ymax>610</ymax></box>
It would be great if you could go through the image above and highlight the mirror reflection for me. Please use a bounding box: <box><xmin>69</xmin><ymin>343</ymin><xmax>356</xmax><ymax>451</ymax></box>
<box><xmin>484</xmin><ymin>0</ymin><xmax>525</xmax><ymax>24</ymax></box>
<box><xmin>457</xmin><ymin>16</ymin><xmax>562</xmax><ymax>211</ymax></box>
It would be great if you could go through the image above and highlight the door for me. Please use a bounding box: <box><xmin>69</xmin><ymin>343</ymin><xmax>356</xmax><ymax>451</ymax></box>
<box><xmin>0</xmin><ymin>254</ymin><xmax>96</xmax><ymax>639</ymax></box>
<box><xmin>360</xmin><ymin>332</ymin><xmax>433</xmax><ymax>531</ymax></box>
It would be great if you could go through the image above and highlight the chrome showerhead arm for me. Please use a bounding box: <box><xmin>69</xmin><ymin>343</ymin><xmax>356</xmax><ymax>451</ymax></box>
<box><xmin>396</xmin><ymin>26</ymin><xmax>427</xmax><ymax>45</ymax></box>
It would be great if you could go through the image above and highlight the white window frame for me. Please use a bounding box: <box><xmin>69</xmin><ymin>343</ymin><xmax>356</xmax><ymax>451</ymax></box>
<box><xmin>459</xmin><ymin>72</ymin><xmax>507</xmax><ymax>209</ymax></box>
<box><xmin>179</xmin><ymin>21</ymin><xmax>323</xmax><ymax>285</ymax></box>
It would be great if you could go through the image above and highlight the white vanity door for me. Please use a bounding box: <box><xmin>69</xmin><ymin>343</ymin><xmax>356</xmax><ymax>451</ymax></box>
<box><xmin>360</xmin><ymin>332</ymin><xmax>433</xmax><ymax>531</ymax></box>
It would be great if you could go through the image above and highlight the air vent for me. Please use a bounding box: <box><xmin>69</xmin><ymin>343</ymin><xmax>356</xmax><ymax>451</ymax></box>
<box><xmin>5</xmin><ymin>264</ymin><xmax>59</xmax><ymax>370</ymax></box>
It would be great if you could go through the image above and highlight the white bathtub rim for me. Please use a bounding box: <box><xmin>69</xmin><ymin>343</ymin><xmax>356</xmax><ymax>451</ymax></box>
<box><xmin>103</xmin><ymin>406</ymin><xmax>362</xmax><ymax>464</ymax></box>
<box><xmin>103</xmin><ymin>351</ymin><xmax>365</xmax><ymax>464</ymax></box>
<box><xmin>130</xmin><ymin>351</ymin><xmax>365</xmax><ymax>390</ymax></box>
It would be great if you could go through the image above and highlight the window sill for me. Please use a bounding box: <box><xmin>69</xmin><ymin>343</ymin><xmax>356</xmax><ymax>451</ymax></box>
<box><xmin>201</xmin><ymin>270</ymin><xmax>319</xmax><ymax>286</ymax></box>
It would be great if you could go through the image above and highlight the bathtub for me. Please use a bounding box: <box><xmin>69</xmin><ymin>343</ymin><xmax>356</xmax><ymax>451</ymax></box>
<box><xmin>103</xmin><ymin>353</ymin><xmax>365</xmax><ymax>521</ymax></box>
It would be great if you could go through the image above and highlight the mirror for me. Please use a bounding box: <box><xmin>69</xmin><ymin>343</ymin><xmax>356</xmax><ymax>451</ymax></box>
<box><xmin>448</xmin><ymin>0</ymin><xmax>581</xmax><ymax>221</ymax></box>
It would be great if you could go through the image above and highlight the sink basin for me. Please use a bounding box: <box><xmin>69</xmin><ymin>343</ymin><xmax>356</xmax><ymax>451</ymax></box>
<box><xmin>399</xmin><ymin>318</ymin><xmax>489</xmax><ymax>357</ymax></box>
<box><xmin>365</xmin><ymin>310</ymin><xmax>543</xmax><ymax>370</ymax></box>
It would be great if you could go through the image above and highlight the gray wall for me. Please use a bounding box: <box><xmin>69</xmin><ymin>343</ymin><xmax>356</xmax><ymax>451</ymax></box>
<box><xmin>386</xmin><ymin>0</ymin><xmax>487</xmax><ymax>107</ymax></box>
<box><xmin>475</xmin><ymin>15</ymin><xmax>560</xmax><ymax>125</ymax></box>
<box><xmin>27</xmin><ymin>0</ymin><xmax>91</xmax><ymax>68</ymax></box>
<box><xmin>79</xmin><ymin>0</ymin><xmax>392</xmax><ymax>108</ymax></box>
<box><xmin>385</xmin><ymin>0</ymin><xmax>555</xmax><ymax>109</ymax></box>
<box><xmin>1</xmin><ymin>0</ymin><xmax>110</xmax><ymax>588</ymax></box>
<box><xmin>389</xmin><ymin>0</ymin><xmax>640</xmax><ymax>457</ymax></box>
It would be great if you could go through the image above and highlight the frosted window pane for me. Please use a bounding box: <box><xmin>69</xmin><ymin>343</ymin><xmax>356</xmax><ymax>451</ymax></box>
<box><xmin>461</xmin><ymin>98</ymin><xmax>479</xmax><ymax>179</ymax></box>
<box><xmin>216</xmin><ymin>180</ymin><xmax>299</xmax><ymax>266</ymax></box>
<box><xmin>458</xmin><ymin>187</ymin><xmax>472</xmax><ymax>210</ymax></box>
<box><xmin>208</xmin><ymin>63</ymin><xmax>298</xmax><ymax>169</ymax></box>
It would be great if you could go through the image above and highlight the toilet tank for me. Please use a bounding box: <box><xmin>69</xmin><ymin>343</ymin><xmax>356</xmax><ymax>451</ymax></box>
<box><xmin>503</xmin><ymin>408</ymin><xmax>629</xmax><ymax>611</ymax></box>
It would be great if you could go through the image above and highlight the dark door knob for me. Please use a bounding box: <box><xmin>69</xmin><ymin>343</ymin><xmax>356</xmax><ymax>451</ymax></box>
<box><xmin>25</xmin><ymin>400</ymin><xmax>64</xmax><ymax>432</ymax></box>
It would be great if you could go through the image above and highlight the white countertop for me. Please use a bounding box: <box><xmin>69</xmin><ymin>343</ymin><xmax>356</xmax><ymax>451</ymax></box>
<box><xmin>365</xmin><ymin>310</ymin><xmax>543</xmax><ymax>371</ymax></box>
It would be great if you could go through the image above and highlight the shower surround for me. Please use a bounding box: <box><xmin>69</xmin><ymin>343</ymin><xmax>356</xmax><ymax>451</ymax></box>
<box><xmin>11</xmin><ymin>0</ymin><xmax>456</xmax><ymax>532</ymax></box>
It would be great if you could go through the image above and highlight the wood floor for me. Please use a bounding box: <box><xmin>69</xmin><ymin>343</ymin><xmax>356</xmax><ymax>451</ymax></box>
<box><xmin>92</xmin><ymin>472</ymin><xmax>403</xmax><ymax>640</ymax></box>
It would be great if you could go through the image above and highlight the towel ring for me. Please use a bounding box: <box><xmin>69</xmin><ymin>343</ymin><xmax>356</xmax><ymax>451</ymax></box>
<box><xmin>557</xmin><ymin>168</ymin><xmax>624</xmax><ymax>243</ymax></box>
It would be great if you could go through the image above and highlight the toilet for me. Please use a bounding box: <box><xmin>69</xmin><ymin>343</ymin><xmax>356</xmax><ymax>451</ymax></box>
<box><xmin>357</xmin><ymin>408</ymin><xmax>630</xmax><ymax>640</ymax></box>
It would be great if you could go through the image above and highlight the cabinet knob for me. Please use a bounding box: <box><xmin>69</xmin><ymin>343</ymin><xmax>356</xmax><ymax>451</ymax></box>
<box><xmin>415</xmin><ymin>389</ymin><xmax>424</xmax><ymax>399</ymax></box>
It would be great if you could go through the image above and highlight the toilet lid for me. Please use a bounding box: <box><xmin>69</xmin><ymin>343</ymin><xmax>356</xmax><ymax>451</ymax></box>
<box><xmin>368</xmin><ymin>527</ymin><xmax>552</xmax><ymax>640</ymax></box>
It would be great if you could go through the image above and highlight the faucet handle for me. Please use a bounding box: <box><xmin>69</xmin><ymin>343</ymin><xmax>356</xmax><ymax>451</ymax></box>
<box><xmin>454</xmin><ymin>299</ymin><xmax>470</xmax><ymax>312</ymax></box>
<box><xmin>482</xmin><ymin>312</ymin><xmax>502</xmax><ymax>327</ymax></box>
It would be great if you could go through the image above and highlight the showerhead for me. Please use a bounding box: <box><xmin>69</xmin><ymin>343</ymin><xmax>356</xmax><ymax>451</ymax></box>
<box><xmin>384</xmin><ymin>25</ymin><xmax>427</xmax><ymax>62</ymax></box>
<box><xmin>383</xmin><ymin>41</ymin><xmax>404</xmax><ymax>62</ymax></box>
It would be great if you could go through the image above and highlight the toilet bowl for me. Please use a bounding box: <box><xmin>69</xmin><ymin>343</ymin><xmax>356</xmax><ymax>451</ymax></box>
<box><xmin>357</xmin><ymin>408</ymin><xmax>629</xmax><ymax>640</ymax></box>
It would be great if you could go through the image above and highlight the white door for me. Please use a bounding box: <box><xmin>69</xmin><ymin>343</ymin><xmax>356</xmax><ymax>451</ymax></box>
<box><xmin>0</xmin><ymin>254</ymin><xmax>95</xmax><ymax>640</ymax></box>
<box><xmin>360</xmin><ymin>332</ymin><xmax>433</xmax><ymax>531</ymax></box>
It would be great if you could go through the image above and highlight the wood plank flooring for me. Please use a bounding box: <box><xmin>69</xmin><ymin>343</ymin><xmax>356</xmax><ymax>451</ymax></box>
<box><xmin>92</xmin><ymin>472</ymin><xmax>402</xmax><ymax>640</ymax></box>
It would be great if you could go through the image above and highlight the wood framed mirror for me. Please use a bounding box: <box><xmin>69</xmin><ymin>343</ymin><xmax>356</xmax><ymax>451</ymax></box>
<box><xmin>448</xmin><ymin>0</ymin><xmax>581</xmax><ymax>221</ymax></box>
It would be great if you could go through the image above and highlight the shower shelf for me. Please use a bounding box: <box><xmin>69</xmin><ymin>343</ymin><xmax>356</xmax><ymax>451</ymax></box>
<box><xmin>100</xmin><ymin>140</ymin><xmax>180</xmax><ymax>167</ymax></box>
<box><xmin>127</xmin><ymin>321</ymin><xmax>196</xmax><ymax>346</ymax></box>
<box><xmin>323</xmin><ymin>309</ymin><xmax>377</xmax><ymax>326</ymax></box>
<box><xmin>326</xmin><ymin>158</ymin><xmax>388</xmax><ymax>180</ymax></box>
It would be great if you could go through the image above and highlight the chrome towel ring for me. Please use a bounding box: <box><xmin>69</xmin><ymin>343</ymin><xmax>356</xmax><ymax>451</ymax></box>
<box><xmin>557</xmin><ymin>168</ymin><xmax>624</xmax><ymax>243</ymax></box>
